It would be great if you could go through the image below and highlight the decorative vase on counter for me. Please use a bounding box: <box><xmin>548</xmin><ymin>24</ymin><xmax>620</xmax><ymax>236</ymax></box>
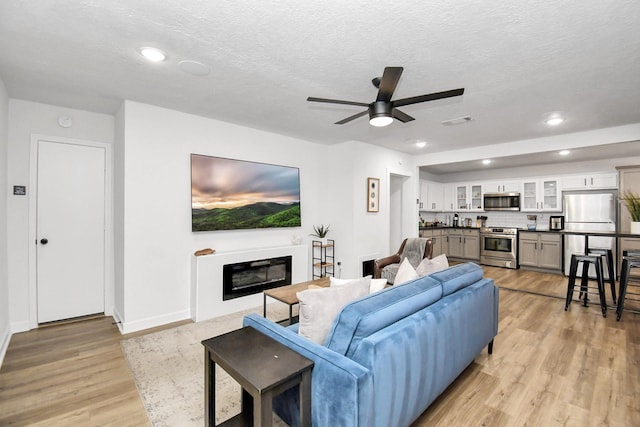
<box><xmin>631</xmin><ymin>222</ymin><xmax>640</xmax><ymax>235</ymax></box>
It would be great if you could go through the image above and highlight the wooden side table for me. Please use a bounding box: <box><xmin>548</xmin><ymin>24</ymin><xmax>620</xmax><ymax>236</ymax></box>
<box><xmin>202</xmin><ymin>326</ymin><xmax>314</xmax><ymax>427</ymax></box>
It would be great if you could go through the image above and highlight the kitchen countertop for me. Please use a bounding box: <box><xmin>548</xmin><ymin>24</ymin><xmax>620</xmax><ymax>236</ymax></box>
<box><xmin>419</xmin><ymin>225</ymin><xmax>481</xmax><ymax>230</ymax></box>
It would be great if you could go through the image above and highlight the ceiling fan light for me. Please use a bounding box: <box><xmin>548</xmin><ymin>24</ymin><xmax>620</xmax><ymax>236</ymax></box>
<box><xmin>370</xmin><ymin>116</ymin><xmax>393</xmax><ymax>127</ymax></box>
<box><xmin>369</xmin><ymin>101</ymin><xmax>393</xmax><ymax>127</ymax></box>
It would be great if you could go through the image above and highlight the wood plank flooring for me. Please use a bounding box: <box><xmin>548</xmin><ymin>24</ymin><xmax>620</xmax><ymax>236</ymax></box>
<box><xmin>1</xmin><ymin>266</ymin><xmax>639</xmax><ymax>426</ymax></box>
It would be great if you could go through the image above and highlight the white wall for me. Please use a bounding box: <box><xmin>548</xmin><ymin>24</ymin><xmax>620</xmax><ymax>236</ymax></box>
<box><xmin>0</xmin><ymin>77</ymin><xmax>10</xmax><ymax>365</ymax></box>
<box><xmin>6</xmin><ymin>100</ymin><xmax>114</xmax><ymax>332</ymax></box>
<box><xmin>116</xmin><ymin>101</ymin><xmax>331</xmax><ymax>332</ymax></box>
<box><xmin>326</xmin><ymin>141</ymin><xmax>417</xmax><ymax>278</ymax></box>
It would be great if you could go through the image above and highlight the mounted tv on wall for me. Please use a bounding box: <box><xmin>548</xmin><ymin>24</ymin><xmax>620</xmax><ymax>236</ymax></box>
<box><xmin>191</xmin><ymin>154</ymin><xmax>301</xmax><ymax>231</ymax></box>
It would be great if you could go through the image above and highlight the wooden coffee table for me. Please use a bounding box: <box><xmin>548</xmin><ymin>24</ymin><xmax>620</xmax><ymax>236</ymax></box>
<box><xmin>263</xmin><ymin>277</ymin><xmax>330</xmax><ymax>325</ymax></box>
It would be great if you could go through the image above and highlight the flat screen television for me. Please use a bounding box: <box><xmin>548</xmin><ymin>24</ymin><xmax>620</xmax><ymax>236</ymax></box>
<box><xmin>191</xmin><ymin>154</ymin><xmax>301</xmax><ymax>231</ymax></box>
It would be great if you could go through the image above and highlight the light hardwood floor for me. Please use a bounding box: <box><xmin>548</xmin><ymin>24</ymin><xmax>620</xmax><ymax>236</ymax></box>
<box><xmin>1</xmin><ymin>266</ymin><xmax>639</xmax><ymax>426</ymax></box>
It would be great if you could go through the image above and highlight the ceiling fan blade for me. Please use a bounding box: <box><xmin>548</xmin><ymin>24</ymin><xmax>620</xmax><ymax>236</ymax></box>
<box><xmin>376</xmin><ymin>67</ymin><xmax>404</xmax><ymax>103</ymax></box>
<box><xmin>335</xmin><ymin>110</ymin><xmax>368</xmax><ymax>125</ymax></box>
<box><xmin>307</xmin><ymin>97</ymin><xmax>369</xmax><ymax>107</ymax></box>
<box><xmin>392</xmin><ymin>108</ymin><xmax>415</xmax><ymax>123</ymax></box>
<box><xmin>392</xmin><ymin>88</ymin><xmax>465</xmax><ymax>108</ymax></box>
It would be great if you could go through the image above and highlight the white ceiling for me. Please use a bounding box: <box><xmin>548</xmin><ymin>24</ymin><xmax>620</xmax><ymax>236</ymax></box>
<box><xmin>1</xmin><ymin>1</ymin><xmax>639</xmax><ymax>169</ymax></box>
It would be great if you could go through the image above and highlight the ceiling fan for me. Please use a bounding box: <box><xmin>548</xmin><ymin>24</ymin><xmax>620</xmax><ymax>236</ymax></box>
<box><xmin>307</xmin><ymin>67</ymin><xmax>464</xmax><ymax>127</ymax></box>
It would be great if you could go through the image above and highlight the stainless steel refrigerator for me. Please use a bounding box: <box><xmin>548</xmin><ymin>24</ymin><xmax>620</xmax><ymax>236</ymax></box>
<box><xmin>563</xmin><ymin>190</ymin><xmax>617</xmax><ymax>277</ymax></box>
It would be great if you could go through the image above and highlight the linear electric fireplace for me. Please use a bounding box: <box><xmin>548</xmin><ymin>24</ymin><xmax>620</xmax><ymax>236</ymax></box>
<box><xmin>222</xmin><ymin>256</ymin><xmax>292</xmax><ymax>300</ymax></box>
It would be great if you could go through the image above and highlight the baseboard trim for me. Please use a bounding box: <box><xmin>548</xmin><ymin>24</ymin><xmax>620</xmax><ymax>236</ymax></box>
<box><xmin>119</xmin><ymin>309</ymin><xmax>191</xmax><ymax>334</ymax></box>
<box><xmin>10</xmin><ymin>320</ymin><xmax>30</xmax><ymax>334</ymax></box>
<box><xmin>0</xmin><ymin>325</ymin><xmax>11</xmax><ymax>369</ymax></box>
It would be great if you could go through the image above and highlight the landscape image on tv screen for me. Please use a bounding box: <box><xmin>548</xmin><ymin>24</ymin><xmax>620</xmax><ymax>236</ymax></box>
<box><xmin>191</xmin><ymin>154</ymin><xmax>301</xmax><ymax>231</ymax></box>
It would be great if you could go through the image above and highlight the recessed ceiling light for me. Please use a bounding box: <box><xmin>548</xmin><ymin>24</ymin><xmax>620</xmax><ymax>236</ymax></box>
<box><xmin>482</xmin><ymin>159</ymin><xmax>491</xmax><ymax>165</ymax></box>
<box><xmin>415</xmin><ymin>141</ymin><xmax>427</xmax><ymax>148</ymax></box>
<box><xmin>543</xmin><ymin>111</ymin><xmax>565</xmax><ymax>126</ymax></box>
<box><xmin>559</xmin><ymin>150</ymin><xmax>571</xmax><ymax>156</ymax></box>
<box><xmin>138</xmin><ymin>47</ymin><xmax>166</xmax><ymax>62</ymax></box>
<box><xmin>545</xmin><ymin>117</ymin><xmax>564</xmax><ymax>126</ymax></box>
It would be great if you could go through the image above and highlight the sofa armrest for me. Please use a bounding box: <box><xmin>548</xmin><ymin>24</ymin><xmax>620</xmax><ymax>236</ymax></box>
<box><xmin>243</xmin><ymin>313</ymin><xmax>373</xmax><ymax>427</ymax></box>
<box><xmin>373</xmin><ymin>254</ymin><xmax>401</xmax><ymax>279</ymax></box>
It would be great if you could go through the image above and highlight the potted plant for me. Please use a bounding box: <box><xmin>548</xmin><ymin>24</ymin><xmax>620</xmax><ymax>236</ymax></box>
<box><xmin>310</xmin><ymin>224</ymin><xmax>330</xmax><ymax>245</ymax></box>
<box><xmin>621</xmin><ymin>190</ymin><xmax>640</xmax><ymax>234</ymax></box>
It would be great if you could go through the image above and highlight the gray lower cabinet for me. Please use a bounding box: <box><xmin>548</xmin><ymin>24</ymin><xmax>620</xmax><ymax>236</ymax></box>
<box><xmin>419</xmin><ymin>229</ymin><xmax>444</xmax><ymax>258</ymax></box>
<box><xmin>519</xmin><ymin>231</ymin><xmax>562</xmax><ymax>272</ymax></box>
<box><xmin>446</xmin><ymin>229</ymin><xmax>480</xmax><ymax>261</ymax></box>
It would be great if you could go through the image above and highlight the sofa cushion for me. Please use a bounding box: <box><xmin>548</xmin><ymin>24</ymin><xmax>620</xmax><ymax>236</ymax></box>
<box><xmin>324</xmin><ymin>274</ymin><xmax>443</xmax><ymax>356</ymax></box>
<box><xmin>297</xmin><ymin>277</ymin><xmax>371</xmax><ymax>344</ymax></box>
<box><xmin>428</xmin><ymin>262</ymin><xmax>484</xmax><ymax>296</ymax></box>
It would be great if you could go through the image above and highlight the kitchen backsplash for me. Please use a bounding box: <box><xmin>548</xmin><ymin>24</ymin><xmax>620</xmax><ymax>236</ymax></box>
<box><xmin>420</xmin><ymin>211</ymin><xmax>560</xmax><ymax>230</ymax></box>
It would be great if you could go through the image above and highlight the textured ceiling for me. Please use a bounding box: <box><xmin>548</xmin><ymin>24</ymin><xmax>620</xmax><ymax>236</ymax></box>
<box><xmin>1</xmin><ymin>1</ymin><xmax>639</xmax><ymax>163</ymax></box>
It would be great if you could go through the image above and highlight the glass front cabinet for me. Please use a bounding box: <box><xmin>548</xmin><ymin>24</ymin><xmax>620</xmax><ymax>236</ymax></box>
<box><xmin>522</xmin><ymin>178</ymin><xmax>561</xmax><ymax>212</ymax></box>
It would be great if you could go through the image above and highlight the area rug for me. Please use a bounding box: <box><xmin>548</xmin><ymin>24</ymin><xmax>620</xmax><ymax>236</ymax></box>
<box><xmin>121</xmin><ymin>304</ymin><xmax>291</xmax><ymax>426</ymax></box>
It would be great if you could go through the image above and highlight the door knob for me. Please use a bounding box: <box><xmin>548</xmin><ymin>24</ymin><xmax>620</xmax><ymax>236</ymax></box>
<box><xmin>40</xmin><ymin>238</ymin><xmax>48</xmax><ymax>245</ymax></box>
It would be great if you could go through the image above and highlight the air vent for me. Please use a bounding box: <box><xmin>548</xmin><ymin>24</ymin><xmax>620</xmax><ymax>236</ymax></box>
<box><xmin>441</xmin><ymin>116</ymin><xmax>473</xmax><ymax>125</ymax></box>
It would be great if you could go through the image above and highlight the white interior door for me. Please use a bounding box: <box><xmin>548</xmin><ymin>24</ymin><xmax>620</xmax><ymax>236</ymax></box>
<box><xmin>36</xmin><ymin>140</ymin><xmax>106</xmax><ymax>323</ymax></box>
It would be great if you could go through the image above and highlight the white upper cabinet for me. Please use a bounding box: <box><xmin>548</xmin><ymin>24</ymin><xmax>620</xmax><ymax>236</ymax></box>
<box><xmin>521</xmin><ymin>178</ymin><xmax>562</xmax><ymax>212</ymax></box>
<box><xmin>562</xmin><ymin>172</ymin><xmax>618</xmax><ymax>190</ymax></box>
<box><xmin>485</xmin><ymin>180</ymin><xmax>521</xmax><ymax>193</ymax></box>
<box><xmin>443</xmin><ymin>184</ymin><xmax>456</xmax><ymax>211</ymax></box>
<box><xmin>454</xmin><ymin>183</ymin><xmax>483</xmax><ymax>211</ymax></box>
<box><xmin>419</xmin><ymin>180</ymin><xmax>444</xmax><ymax>211</ymax></box>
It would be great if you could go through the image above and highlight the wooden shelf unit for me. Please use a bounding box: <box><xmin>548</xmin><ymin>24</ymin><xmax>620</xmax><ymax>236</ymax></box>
<box><xmin>312</xmin><ymin>239</ymin><xmax>335</xmax><ymax>278</ymax></box>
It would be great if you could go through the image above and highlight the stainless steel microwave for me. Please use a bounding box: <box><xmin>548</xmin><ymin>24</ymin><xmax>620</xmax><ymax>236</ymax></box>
<box><xmin>483</xmin><ymin>192</ymin><xmax>521</xmax><ymax>211</ymax></box>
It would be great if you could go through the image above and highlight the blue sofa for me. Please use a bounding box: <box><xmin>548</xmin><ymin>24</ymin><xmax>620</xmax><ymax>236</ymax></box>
<box><xmin>243</xmin><ymin>262</ymin><xmax>499</xmax><ymax>427</ymax></box>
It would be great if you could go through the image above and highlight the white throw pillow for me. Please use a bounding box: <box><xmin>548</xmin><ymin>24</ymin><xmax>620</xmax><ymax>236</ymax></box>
<box><xmin>330</xmin><ymin>276</ymin><xmax>387</xmax><ymax>294</ymax></box>
<box><xmin>369</xmin><ymin>278</ymin><xmax>388</xmax><ymax>293</ymax></box>
<box><xmin>394</xmin><ymin>258</ymin><xmax>419</xmax><ymax>285</ymax></box>
<box><xmin>416</xmin><ymin>254</ymin><xmax>450</xmax><ymax>276</ymax></box>
<box><xmin>297</xmin><ymin>277</ymin><xmax>371</xmax><ymax>344</ymax></box>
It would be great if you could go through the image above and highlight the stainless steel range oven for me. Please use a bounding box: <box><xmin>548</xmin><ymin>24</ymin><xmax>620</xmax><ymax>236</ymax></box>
<box><xmin>480</xmin><ymin>227</ymin><xmax>518</xmax><ymax>269</ymax></box>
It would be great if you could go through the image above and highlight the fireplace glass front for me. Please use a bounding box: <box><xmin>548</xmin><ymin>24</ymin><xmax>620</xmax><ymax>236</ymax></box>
<box><xmin>223</xmin><ymin>256</ymin><xmax>292</xmax><ymax>300</ymax></box>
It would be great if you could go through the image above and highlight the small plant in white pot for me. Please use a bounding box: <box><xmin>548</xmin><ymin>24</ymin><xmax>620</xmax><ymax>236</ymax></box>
<box><xmin>621</xmin><ymin>190</ymin><xmax>640</xmax><ymax>234</ymax></box>
<box><xmin>310</xmin><ymin>224</ymin><xmax>330</xmax><ymax>245</ymax></box>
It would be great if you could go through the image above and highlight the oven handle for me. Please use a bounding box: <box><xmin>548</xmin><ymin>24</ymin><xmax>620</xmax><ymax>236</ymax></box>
<box><xmin>481</xmin><ymin>234</ymin><xmax>517</xmax><ymax>239</ymax></box>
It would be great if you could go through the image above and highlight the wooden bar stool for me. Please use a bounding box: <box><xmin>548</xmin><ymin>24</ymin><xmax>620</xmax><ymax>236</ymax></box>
<box><xmin>616</xmin><ymin>250</ymin><xmax>640</xmax><ymax>321</ymax></box>
<box><xmin>587</xmin><ymin>247</ymin><xmax>616</xmax><ymax>305</ymax></box>
<box><xmin>565</xmin><ymin>253</ymin><xmax>607</xmax><ymax>317</ymax></box>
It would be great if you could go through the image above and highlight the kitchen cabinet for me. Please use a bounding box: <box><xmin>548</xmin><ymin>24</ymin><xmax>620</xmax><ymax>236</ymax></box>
<box><xmin>519</xmin><ymin>232</ymin><xmax>562</xmax><ymax>272</ymax></box>
<box><xmin>421</xmin><ymin>229</ymin><xmax>444</xmax><ymax>257</ymax></box>
<box><xmin>485</xmin><ymin>180</ymin><xmax>521</xmax><ymax>193</ymax></box>
<box><xmin>521</xmin><ymin>178</ymin><xmax>561</xmax><ymax>212</ymax></box>
<box><xmin>446</xmin><ymin>228</ymin><xmax>479</xmax><ymax>260</ymax></box>
<box><xmin>443</xmin><ymin>184</ymin><xmax>457</xmax><ymax>211</ymax></box>
<box><xmin>419</xmin><ymin>180</ymin><xmax>444</xmax><ymax>211</ymax></box>
<box><xmin>562</xmin><ymin>172</ymin><xmax>618</xmax><ymax>190</ymax></box>
<box><xmin>453</xmin><ymin>183</ymin><xmax>483</xmax><ymax>211</ymax></box>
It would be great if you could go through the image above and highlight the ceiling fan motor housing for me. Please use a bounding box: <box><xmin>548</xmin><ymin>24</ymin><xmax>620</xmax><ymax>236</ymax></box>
<box><xmin>369</xmin><ymin>101</ymin><xmax>392</xmax><ymax>120</ymax></box>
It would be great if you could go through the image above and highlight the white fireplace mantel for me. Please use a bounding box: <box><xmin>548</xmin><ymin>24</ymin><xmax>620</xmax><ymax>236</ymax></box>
<box><xmin>191</xmin><ymin>244</ymin><xmax>308</xmax><ymax>322</ymax></box>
